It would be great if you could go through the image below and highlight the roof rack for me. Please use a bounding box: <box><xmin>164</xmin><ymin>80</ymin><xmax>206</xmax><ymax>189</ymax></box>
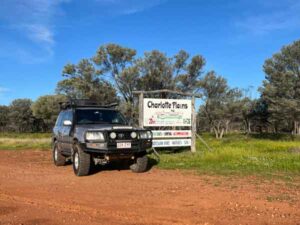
<box><xmin>59</xmin><ymin>99</ymin><xmax>118</xmax><ymax>110</ymax></box>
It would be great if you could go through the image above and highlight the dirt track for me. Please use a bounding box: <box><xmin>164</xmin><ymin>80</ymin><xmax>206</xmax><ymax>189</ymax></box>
<box><xmin>0</xmin><ymin>150</ymin><xmax>299</xmax><ymax>225</ymax></box>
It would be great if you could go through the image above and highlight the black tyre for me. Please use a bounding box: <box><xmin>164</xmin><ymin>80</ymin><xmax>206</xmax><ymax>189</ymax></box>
<box><xmin>130</xmin><ymin>155</ymin><xmax>148</xmax><ymax>173</ymax></box>
<box><xmin>72</xmin><ymin>144</ymin><xmax>92</xmax><ymax>176</ymax></box>
<box><xmin>53</xmin><ymin>142</ymin><xmax>66</xmax><ymax>166</ymax></box>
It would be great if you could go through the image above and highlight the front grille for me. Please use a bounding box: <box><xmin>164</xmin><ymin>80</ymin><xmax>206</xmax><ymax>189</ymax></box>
<box><xmin>108</xmin><ymin>131</ymin><xmax>133</xmax><ymax>140</ymax></box>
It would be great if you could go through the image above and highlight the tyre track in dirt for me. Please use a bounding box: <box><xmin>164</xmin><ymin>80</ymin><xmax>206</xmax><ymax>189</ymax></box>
<box><xmin>0</xmin><ymin>150</ymin><xmax>299</xmax><ymax>225</ymax></box>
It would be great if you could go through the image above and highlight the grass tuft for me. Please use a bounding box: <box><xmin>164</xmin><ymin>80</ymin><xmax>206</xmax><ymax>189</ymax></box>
<box><xmin>2</xmin><ymin>132</ymin><xmax>300</xmax><ymax>177</ymax></box>
<box><xmin>0</xmin><ymin>132</ymin><xmax>51</xmax><ymax>150</ymax></box>
<box><xmin>154</xmin><ymin>133</ymin><xmax>300</xmax><ymax>177</ymax></box>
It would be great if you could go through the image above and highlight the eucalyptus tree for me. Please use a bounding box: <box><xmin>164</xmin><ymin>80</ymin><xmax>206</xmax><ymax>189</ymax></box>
<box><xmin>32</xmin><ymin>95</ymin><xmax>67</xmax><ymax>131</ymax></box>
<box><xmin>92</xmin><ymin>44</ymin><xmax>207</xmax><ymax>118</ymax></box>
<box><xmin>198</xmin><ymin>71</ymin><xmax>244</xmax><ymax>138</ymax></box>
<box><xmin>0</xmin><ymin>105</ymin><xmax>9</xmax><ymax>131</ymax></box>
<box><xmin>56</xmin><ymin>59</ymin><xmax>118</xmax><ymax>104</ymax></box>
<box><xmin>174</xmin><ymin>50</ymin><xmax>206</xmax><ymax>93</ymax></box>
<box><xmin>93</xmin><ymin>44</ymin><xmax>137</xmax><ymax>103</ymax></box>
<box><xmin>8</xmin><ymin>99</ymin><xmax>34</xmax><ymax>132</ymax></box>
<box><xmin>260</xmin><ymin>40</ymin><xmax>300</xmax><ymax>134</ymax></box>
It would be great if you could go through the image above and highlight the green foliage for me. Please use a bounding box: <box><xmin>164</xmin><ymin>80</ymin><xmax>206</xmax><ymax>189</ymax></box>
<box><xmin>2</xmin><ymin>131</ymin><xmax>300</xmax><ymax>179</ymax></box>
<box><xmin>156</xmin><ymin>133</ymin><xmax>300</xmax><ymax>177</ymax></box>
<box><xmin>0</xmin><ymin>105</ymin><xmax>9</xmax><ymax>131</ymax></box>
<box><xmin>176</xmin><ymin>54</ymin><xmax>205</xmax><ymax>92</ymax></box>
<box><xmin>117</xmin><ymin>65</ymin><xmax>140</xmax><ymax>104</ymax></box>
<box><xmin>198</xmin><ymin>71</ymin><xmax>246</xmax><ymax>138</ymax></box>
<box><xmin>93</xmin><ymin>43</ymin><xmax>137</xmax><ymax>73</ymax></box>
<box><xmin>246</xmin><ymin>98</ymin><xmax>270</xmax><ymax>132</ymax></box>
<box><xmin>3</xmin><ymin>40</ymin><xmax>300</xmax><ymax>137</ymax></box>
<box><xmin>261</xmin><ymin>40</ymin><xmax>300</xmax><ymax>134</ymax></box>
<box><xmin>31</xmin><ymin>95</ymin><xmax>67</xmax><ymax>131</ymax></box>
<box><xmin>57</xmin><ymin>59</ymin><xmax>118</xmax><ymax>104</ymax></box>
<box><xmin>138</xmin><ymin>50</ymin><xmax>175</xmax><ymax>94</ymax></box>
<box><xmin>93</xmin><ymin>44</ymin><xmax>207</xmax><ymax>117</ymax></box>
<box><xmin>137</xmin><ymin>50</ymin><xmax>205</xmax><ymax>95</ymax></box>
<box><xmin>8</xmin><ymin>99</ymin><xmax>34</xmax><ymax>132</ymax></box>
<box><xmin>93</xmin><ymin>44</ymin><xmax>137</xmax><ymax>103</ymax></box>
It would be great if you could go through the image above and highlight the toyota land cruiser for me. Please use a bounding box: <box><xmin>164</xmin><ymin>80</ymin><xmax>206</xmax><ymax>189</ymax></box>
<box><xmin>52</xmin><ymin>100</ymin><xmax>152</xmax><ymax>176</ymax></box>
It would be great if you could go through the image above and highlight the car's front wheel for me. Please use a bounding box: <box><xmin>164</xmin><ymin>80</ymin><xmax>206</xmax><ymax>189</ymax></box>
<box><xmin>72</xmin><ymin>144</ymin><xmax>92</xmax><ymax>176</ymax></box>
<box><xmin>130</xmin><ymin>155</ymin><xmax>148</xmax><ymax>173</ymax></box>
<box><xmin>53</xmin><ymin>142</ymin><xmax>66</xmax><ymax>166</ymax></box>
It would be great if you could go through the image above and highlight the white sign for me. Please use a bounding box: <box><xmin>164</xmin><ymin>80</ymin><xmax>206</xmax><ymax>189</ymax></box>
<box><xmin>152</xmin><ymin>130</ymin><xmax>191</xmax><ymax>138</ymax></box>
<box><xmin>152</xmin><ymin>139</ymin><xmax>192</xmax><ymax>147</ymax></box>
<box><xmin>143</xmin><ymin>98</ymin><xmax>192</xmax><ymax>127</ymax></box>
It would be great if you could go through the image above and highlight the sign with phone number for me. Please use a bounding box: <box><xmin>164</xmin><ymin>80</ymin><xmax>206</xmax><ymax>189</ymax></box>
<box><xmin>152</xmin><ymin>139</ymin><xmax>191</xmax><ymax>147</ymax></box>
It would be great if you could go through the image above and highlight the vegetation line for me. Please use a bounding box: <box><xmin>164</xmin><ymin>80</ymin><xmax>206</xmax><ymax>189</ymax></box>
<box><xmin>1</xmin><ymin>40</ymin><xmax>300</xmax><ymax>138</ymax></box>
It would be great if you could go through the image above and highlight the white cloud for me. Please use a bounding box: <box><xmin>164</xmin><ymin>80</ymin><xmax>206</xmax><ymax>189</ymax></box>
<box><xmin>0</xmin><ymin>87</ymin><xmax>10</xmax><ymax>104</ymax></box>
<box><xmin>0</xmin><ymin>0</ymin><xmax>70</xmax><ymax>63</ymax></box>
<box><xmin>23</xmin><ymin>24</ymin><xmax>55</xmax><ymax>45</ymax></box>
<box><xmin>0</xmin><ymin>87</ymin><xmax>9</xmax><ymax>93</ymax></box>
<box><xmin>95</xmin><ymin>0</ymin><xmax>166</xmax><ymax>15</ymax></box>
<box><xmin>235</xmin><ymin>1</ymin><xmax>300</xmax><ymax>35</ymax></box>
<box><xmin>0</xmin><ymin>87</ymin><xmax>9</xmax><ymax>99</ymax></box>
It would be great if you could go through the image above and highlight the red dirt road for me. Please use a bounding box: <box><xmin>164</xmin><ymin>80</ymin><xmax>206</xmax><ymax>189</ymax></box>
<box><xmin>0</xmin><ymin>150</ymin><xmax>299</xmax><ymax>225</ymax></box>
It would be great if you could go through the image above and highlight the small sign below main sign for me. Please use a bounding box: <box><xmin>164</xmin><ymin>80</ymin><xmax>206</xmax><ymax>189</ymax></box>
<box><xmin>143</xmin><ymin>98</ymin><xmax>192</xmax><ymax>127</ymax></box>
<box><xmin>152</xmin><ymin>130</ymin><xmax>192</xmax><ymax>139</ymax></box>
<box><xmin>152</xmin><ymin>139</ymin><xmax>192</xmax><ymax>148</ymax></box>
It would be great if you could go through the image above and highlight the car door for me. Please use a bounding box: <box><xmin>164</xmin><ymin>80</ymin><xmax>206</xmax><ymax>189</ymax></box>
<box><xmin>61</xmin><ymin>110</ymin><xmax>73</xmax><ymax>153</ymax></box>
<box><xmin>53</xmin><ymin>111</ymin><xmax>65</xmax><ymax>150</ymax></box>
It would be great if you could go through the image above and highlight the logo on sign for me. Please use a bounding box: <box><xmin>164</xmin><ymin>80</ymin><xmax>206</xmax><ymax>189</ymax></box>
<box><xmin>143</xmin><ymin>98</ymin><xmax>192</xmax><ymax>127</ymax></box>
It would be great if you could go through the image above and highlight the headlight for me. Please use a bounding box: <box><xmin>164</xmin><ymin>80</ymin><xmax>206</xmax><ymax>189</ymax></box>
<box><xmin>110</xmin><ymin>132</ymin><xmax>117</xmax><ymax>139</ymax></box>
<box><xmin>131</xmin><ymin>132</ymin><xmax>137</xmax><ymax>139</ymax></box>
<box><xmin>86</xmin><ymin>131</ymin><xmax>105</xmax><ymax>141</ymax></box>
<box><xmin>139</xmin><ymin>131</ymin><xmax>151</xmax><ymax>139</ymax></box>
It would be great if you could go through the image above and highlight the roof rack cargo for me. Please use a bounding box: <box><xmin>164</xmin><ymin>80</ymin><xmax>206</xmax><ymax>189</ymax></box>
<box><xmin>59</xmin><ymin>99</ymin><xmax>118</xmax><ymax>110</ymax></box>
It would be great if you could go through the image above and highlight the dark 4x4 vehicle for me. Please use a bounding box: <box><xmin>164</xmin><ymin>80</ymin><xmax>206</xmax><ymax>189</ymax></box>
<box><xmin>52</xmin><ymin>100</ymin><xmax>152</xmax><ymax>176</ymax></box>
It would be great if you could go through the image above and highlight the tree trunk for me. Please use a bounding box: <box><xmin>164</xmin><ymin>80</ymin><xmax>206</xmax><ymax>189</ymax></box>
<box><xmin>248</xmin><ymin>121</ymin><xmax>251</xmax><ymax>133</ymax></box>
<box><xmin>213</xmin><ymin>121</ymin><xmax>225</xmax><ymax>139</ymax></box>
<box><xmin>225</xmin><ymin>120</ymin><xmax>230</xmax><ymax>134</ymax></box>
<box><xmin>219</xmin><ymin>128</ymin><xmax>225</xmax><ymax>139</ymax></box>
<box><xmin>213</xmin><ymin>127</ymin><xmax>219</xmax><ymax>139</ymax></box>
<box><xmin>293</xmin><ymin>121</ymin><xmax>300</xmax><ymax>135</ymax></box>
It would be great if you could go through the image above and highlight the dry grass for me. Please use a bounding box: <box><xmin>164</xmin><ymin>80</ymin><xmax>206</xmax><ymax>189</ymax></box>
<box><xmin>0</xmin><ymin>136</ymin><xmax>51</xmax><ymax>150</ymax></box>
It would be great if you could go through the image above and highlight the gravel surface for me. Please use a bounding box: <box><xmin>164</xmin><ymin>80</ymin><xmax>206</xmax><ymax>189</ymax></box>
<box><xmin>0</xmin><ymin>150</ymin><xmax>299</xmax><ymax>225</ymax></box>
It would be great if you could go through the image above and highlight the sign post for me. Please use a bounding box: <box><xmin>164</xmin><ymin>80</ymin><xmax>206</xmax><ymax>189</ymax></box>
<box><xmin>133</xmin><ymin>89</ymin><xmax>201</xmax><ymax>152</ymax></box>
<box><xmin>191</xmin><ymin>96</ymin><xmax>196</xmax><ymax>153</ymax></box>
<box><xmin>138</xmin><ymin>92</ymin><xmax>144</xmax><ymax>128</ymax></box>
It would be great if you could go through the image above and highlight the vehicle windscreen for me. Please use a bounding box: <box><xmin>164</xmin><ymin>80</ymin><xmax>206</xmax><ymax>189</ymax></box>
<box><xmin>76</xmin><ymin>109</ymin><xmax>127</xmax><ymax>125</ymax></box>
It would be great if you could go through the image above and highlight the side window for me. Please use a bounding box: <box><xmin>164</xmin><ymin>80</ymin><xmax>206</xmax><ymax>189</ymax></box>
<box><xmin>65</xmin><ymin>110</ymin><xmax>73</xmax><ymax>122</ymax></box>
<box><xmin>55</xmin><ymin>111</ymin><xmax>65</xmax><ymax>127</ymax></box>
<box><xmin>55</xmin><ymin>110</ymin><xmax>73</xmax><ymax>127</ymax></box>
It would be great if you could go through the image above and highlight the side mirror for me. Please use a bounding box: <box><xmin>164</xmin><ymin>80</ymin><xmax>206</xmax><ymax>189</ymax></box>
<box><xmin>63</xmin><ymin>120</ymin><xmax>72</xmax><ymax>126</ymax></box>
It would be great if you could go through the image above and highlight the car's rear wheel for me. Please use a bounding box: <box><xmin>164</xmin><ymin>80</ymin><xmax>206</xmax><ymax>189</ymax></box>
<box><xmin>53</xmin><ymin>142</ymin><xmax>66</xmax><ymax>166</ymax></box>
<box><xmin>72</xmin><ymin>144</ymin><xmax>92</xmax><ymax>176</ymax></box>
<box><xmin>130</xmin><ymin>155</ymin><xmax>148</xmax><ymax>173</ymax></box>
